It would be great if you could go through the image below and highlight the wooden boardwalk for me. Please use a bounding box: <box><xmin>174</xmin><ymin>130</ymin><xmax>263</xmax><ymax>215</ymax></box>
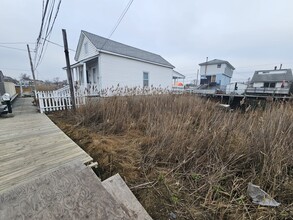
<box><xmin>0</xmin><ymin>97</ymin><xmax>92</xmax><ymax>192</ymax></box>
<box><xmin>0</xmin><ymin>160</ymin><xmax>133</xmax><ymax>220</ymax></box>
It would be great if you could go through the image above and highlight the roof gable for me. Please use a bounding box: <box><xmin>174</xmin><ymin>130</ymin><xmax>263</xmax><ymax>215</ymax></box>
<box><xmin>199</xmin><ymin>59</ymin><xmax>235</xmax><ymax>70</ymax></box>
<box><xmin>79</xmin><ymin>31</ymin><xmax>174</xmax><ymax>68</ymax></box>
<box><xmin>74</xmin><ymin>34</ymin><xmax>98</xmax><ymax>62</ymax></box>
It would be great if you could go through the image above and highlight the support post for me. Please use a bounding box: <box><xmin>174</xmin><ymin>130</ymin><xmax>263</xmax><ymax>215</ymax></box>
<box><xmin>83</xmin><ymin>63</ymin><xmax>87</xmax><ymax>86</ymax></box>
<box><xmin>62</xmin><ymin>29</ymin><xmax>76</xmax><ymax>110</ymax></box>
<box><xmin>26</xmin><ymin>44</ymin><xmax>37</xmax><ymax>103</ymax></box>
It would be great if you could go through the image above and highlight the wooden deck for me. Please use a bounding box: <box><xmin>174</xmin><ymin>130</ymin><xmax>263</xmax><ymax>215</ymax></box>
<box><xmin>0</xmin><ymin>160</ymin><xmax>133</xmax><ymax>220</ymax></box>
<box><xmin>0</xmin><ymin>97</ymin><xmax>92</xmax><ymax>192</ymax></box>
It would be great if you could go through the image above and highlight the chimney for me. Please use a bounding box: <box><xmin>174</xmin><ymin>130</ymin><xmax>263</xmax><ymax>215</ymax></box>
<box><xmin>274</xmin><ymin>66</ymin><xmax>277</xmax><ymax>70</ymax></box>
<box><xmin>279</xmin><ymin>64</ymin><xmax>282</xmax><ymax>69</ymax></box>
<box><xmin>205</xmin><ymin>57</ymin><xmax>208</xmax><ymax>76</ymax></box>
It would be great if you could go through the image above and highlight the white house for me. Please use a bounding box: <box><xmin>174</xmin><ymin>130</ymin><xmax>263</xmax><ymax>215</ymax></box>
<box><xmin>199</xmin><ymin>59</ymin><xmax>235</xmax><ymax>89</ymax></box>
<box><xmin>246</xmin><ymin>68</ymin><xmax>293</xmax><ymax>95</ymax></box>
<box><xmin>69</xmin><ymin>31</ymin><xmax>181</xmax><ymax>94</ymax></box>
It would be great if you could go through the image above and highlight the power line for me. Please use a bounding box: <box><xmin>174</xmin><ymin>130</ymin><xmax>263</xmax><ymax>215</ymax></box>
<box><xmin>42</xmin><ymin>38</ymin><xmax>75</xmax><ymax>51</ymax></box>
<box><xmin>0</xmin><ymin>42</ymin><xmax>35</xmax><ymax>45</ymax></box>
<box><xmin>34</xmin><ymin>0</ymin><xmax>62</xmax><ymax>69</ymax></box>
<box><xmin>0</xmin><ymin>67</ymin><xmax>30</xmax><ymax>72</ymax></box>
<box><xmin>100</xmin><ymin>0</ymin><xmax>134</xmax><ymax>50</ymax></box>
<box><xmin>0</xmin><ymin>45</ymin><xmax>28</xmax><ymax>52</ymax></box>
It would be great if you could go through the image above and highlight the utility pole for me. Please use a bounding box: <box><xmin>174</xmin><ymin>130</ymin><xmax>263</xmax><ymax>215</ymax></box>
<box><xmin>27</xmin><ymin>44</ymin><xmax>37</xmax><ymax>103</ymax></box>
<box><xmin>196</xmin><ymin>69</ymin><xmax>199</xmax><ymax>86</ymax></box>
<box><xmin>62</xmin><ymin>29</ymin><xmax>75</xmax><ymax>110</ymax></box>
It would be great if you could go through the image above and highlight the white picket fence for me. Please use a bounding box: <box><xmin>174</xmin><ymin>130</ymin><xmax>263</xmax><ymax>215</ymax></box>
<box><xmin>36</xmin><ymin>84</ymin><xmax>196</xmax><ymax>113</ymax></box>
<box><xmin>37</xmin><ymin>90</ymin><xmax>86</xmax><ymax>113</ymax></box>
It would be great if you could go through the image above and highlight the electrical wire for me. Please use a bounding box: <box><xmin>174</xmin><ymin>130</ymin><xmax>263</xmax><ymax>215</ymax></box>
<box><xmin>100</xmin><ymin>0</ymin><xmax>134</xmax><ymax>50</ymax></box>
<box><xmin>34</xmin><ymin>0</ymin><xmax>62</xmax><ymax>69</ymax></box>
<box><xmin>42</xmin><ymin>38</ymin><xmax>75</xmax><ymax>52</ymax></box>
<box><xmin>0</xmin><ymin>45</ymin><xmax>28</xmax><ymax>52</ymax></box>
<box><xmin>0</xmin><ymin>42</ymin><xmax>35</xmax><ymax>45</ymax></box>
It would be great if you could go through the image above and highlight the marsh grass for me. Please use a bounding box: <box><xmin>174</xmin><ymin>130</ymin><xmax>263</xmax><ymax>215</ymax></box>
<box><xmin>50</xmin><ymin>94</ymin><xmax>293</xmax><ymax>219</ymax></box>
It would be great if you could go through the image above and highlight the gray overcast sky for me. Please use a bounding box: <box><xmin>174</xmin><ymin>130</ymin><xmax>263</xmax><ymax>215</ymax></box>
<box><xmin>1</xmin><ymin>0</ymin><xmax>293</xmax><ymax>83</ymax></box>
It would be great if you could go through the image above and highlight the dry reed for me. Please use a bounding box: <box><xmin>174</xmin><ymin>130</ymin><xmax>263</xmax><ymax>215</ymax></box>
<box><xmin>49</xmin><ymin>94</ymin><xmax>293</xmax><ymax>219</ymax></box>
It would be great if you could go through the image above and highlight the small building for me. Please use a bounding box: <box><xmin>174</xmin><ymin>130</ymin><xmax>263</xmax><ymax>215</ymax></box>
<box><xmin>199</xmin><ymin>59</ymin><xmax>235</xmax><ymax>90</ymax></box>
<box><xmin>226</xmin><ymin>82</ymin><xmax>248</xmax><ymax>95</ymax></box>
<box><xmin>172</xmin><ymin>70</ymin><xmax>185</xmax><ymax>85</ymax></box>
<box><xmin>246</xmin><ymin>69</ymin><xmax>293</xmax><ymax>95</ymax></box>
<box><xmin>69</xmin><ymin>30</ymin><xmax>181</xmax><ymax>95</ymax></box>
<box><xmin>0</xmin><ymin>71</ymin><xmax>17</xmax><ymax>97</ymax></box>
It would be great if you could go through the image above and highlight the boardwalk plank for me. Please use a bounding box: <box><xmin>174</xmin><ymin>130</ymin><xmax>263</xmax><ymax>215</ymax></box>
<box><xmin>0</xmin><ymin>98</ymin><xmax>92</xmax><ymax>192</ymax></box>
<box><xmin>0</xmin><ymin>161</ymin><xmax>133</xmax><ymax>220</ymax></box>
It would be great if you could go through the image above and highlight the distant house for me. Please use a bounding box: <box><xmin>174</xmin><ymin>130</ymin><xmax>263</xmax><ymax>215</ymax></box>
<box><xmin>69</xmin><ymin>30</ymin><xmax>181</xmax><ymax>94</ymax></box>
<box><xmin>226</xmin><ymin>82</ymin><xmax>248</xmax><ymax>95</ymax></box>
<box><xmin>172</xmin><ymin>70</ymin><xmax>185</xmax><ymax>85</ymax></box>
<box><xmin>246</xmin><ymin>68</ymin><xmax>293</xmax><ymax>95</ymax></box>
<box><xmin>199</xmin><ymin>59</ymin><xmax>235</xmax><ymax>89</ymax></box>
<box><xmin>0</xmin><ymin>71</ymin><xmax>5</xmax><ymax>95</ymax></box>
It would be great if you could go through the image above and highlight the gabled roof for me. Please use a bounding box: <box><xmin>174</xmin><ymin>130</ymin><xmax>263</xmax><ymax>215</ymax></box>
<box><xmin>251</xmin><ymin>69</ymin><xmax>293</xmax><ymax>83</ymax></box>
<box><xmin>77</xmin><ymin>30</ymin><xmax>174</xmax><ymax>68</ymax></box>
<box><xmin>199</xmin><ymin>59</ymin><xmax>235</xmax><ymax>70</ymax></box>
<box><xmin>172</xmin><ymin>70</ymin><xmax>185</xmax><ymax>79</ymax></box>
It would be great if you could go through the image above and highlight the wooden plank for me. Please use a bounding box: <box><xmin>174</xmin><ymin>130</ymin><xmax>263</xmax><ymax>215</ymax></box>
<box><xmin>0</xmin><ymin>161</ymin><xmax>133</xmax><ymax>220</ymax></box>
<box><xmin>102</xmin><ymin>174</ymin><xmax>153</xmax><ymax>220</ymax></box>
<box><xmin>0</xmin><ymin>97</ymin><xmax>92</xmax><ymax>193</ymax></box>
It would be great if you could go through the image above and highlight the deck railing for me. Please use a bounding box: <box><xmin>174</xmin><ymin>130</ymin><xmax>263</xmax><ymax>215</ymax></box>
<box><xmin>245</xmin><ymin>87</ymin><xmax>290</xmax><ymax>95</ymax></box>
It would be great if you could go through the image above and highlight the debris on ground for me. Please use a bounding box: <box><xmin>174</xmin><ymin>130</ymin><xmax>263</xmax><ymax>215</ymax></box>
<box><xmin>247</xmin><ymin>182</ymin><xmax>280</xmax><ymax>207</ymax></box>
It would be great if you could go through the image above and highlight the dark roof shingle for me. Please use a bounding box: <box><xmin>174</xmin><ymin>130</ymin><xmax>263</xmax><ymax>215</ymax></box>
<box><xmin>251</xmin><ymin>69</ymin><xmax>293</xmax><ymax>82</ymax></box>
<box><xmin>199</xmin><ymin>59</ymin><xmax>235</xmax><ymax>70</ymax></box>
<box><xmin>82</xmin><ymin>31</ymin><xmax>174</xmax><ymax>68</ymax></box>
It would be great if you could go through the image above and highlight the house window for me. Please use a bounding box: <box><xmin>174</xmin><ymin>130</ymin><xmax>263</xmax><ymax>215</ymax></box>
<box><xmin>217</xmin><ymin>64</ymin><xmax>221</xmax><ymax>68</ymax></box>
<box><xmin>84</xmin><ymin>42</ymin><xmax>88</xmax><ymax>54</ymax></box>
<box><xmin>143</xmin><ymin>72</ymin><xmax>149</xmax><ymax>87</ymax></box>
<box><xmin>264</xmin><ymin>82</ymin><xmax>276</xmax><ymax>88</ymax></box>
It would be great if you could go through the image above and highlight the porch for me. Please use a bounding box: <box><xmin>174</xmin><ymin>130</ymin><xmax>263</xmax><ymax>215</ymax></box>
<box><xmin>70</xmin><ymin>56</ymin><xmax>101</xmax><ymax>96</ymax></box>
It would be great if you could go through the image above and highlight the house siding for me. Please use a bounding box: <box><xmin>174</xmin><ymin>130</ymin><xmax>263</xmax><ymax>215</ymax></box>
<box><xmin>253</xmin><ymin>82</ymin><xmax>264</xmax><ymax>88</ymax></box>
<box><xmin>200</xmin><ymin>64</ymin><xmax>227</xmax><ymax>76</ymax></box>
<box><xmin>99</xmin><ymin>53</ymin><xmax>173</xmax><ymax>89</ymax></box>
<box><xmin>216</xmin><ymin>74</ymin><xmax>231</xmax><ymax>86</ymax></box>
<box><xmin>200</xmin><ymin>63</ymin><xmax>233</xmax><ymax>78</ymax></box>
<box><xmin>76</xmin><ymin>36</ymin><xmax>98</xmax><ymax>62</ymax></box>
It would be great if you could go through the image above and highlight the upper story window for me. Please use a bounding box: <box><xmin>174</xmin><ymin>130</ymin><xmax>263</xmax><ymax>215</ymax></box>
<box><xmin>143</xmin><ymin>72</ymin><xmax>149</xmax><ymax>87</ymax></box>
<box><xmin>84</xmin><ymin>42</ymin><xmax>88</xmax><ymax>54</ymax></box>
<box><xmin>217</xmin><ymin>64</ymin><xmax>221</xmax><ymax>68</ymax></box>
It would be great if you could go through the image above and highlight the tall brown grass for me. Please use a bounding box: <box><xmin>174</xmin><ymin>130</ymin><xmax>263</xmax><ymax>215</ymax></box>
<box><xmin>51</xmin><ymin>94</ymin><xmax>293</xmax><ymax>219</ymax></box>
